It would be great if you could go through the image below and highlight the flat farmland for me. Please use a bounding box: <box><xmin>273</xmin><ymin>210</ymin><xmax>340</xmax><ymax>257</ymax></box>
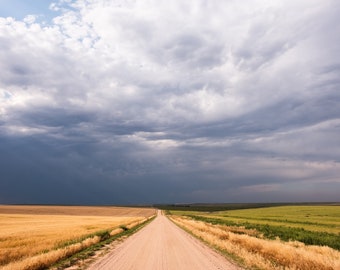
<box><xmin>169</xmin><ymin>205</ymin><xmax>340</xmax><ymax>269</ymax></box>
<box><xmin>210</xmin><ymin>205</ymin><xmax>340</xmax><ymax>234</ymax></box>
<box><xmin>0</xmin><ymin>205</ymin><xmax>156</xmax><ymax>270</ymax></box>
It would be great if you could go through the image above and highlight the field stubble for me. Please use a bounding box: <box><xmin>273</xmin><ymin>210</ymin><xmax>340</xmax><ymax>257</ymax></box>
<box><xmin>0</xmin><ymin>205</ymin><xmax>155</xmax><ymax>270</ymax></box>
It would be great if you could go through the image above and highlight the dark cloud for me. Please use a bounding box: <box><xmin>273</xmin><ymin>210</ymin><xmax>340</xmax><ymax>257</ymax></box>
<box><xmin>18</xmin><ymin>107</ymin><xmax>94</xmax><ymax>128</ymax></box>
<box><xmin>0</xmin><ymin>0</ymin><xmax>339</xmax><ymax>204</ymax></box>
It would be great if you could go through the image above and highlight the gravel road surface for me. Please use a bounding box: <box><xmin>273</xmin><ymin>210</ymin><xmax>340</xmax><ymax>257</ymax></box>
<box><xmin>87</xmin><ymin>210</ymin><xmax>241</xmax><ymax>270</ymax></box>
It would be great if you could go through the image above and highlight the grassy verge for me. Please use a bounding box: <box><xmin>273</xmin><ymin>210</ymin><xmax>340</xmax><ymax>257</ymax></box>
<box><xmin>1</xmin><ymin>216</ymin><xmax>155</xmax><ymax>270</ymax></box>
<box><xmin>169</xmin><ymin>215</ymin><xmax>340</xmax><ymax>270</ymax></box>
<box><xmin>183</xmin><ymin>214</ymin><xmax>340</xmax><ymax>250</ymax></box>
<box><xmin>167</xmin><ymin>215</ymin><xmax>244</xmax><ymax>268</ymax></box>
<box><xmin>0</xmin><ymin>208</ymin><xmax>156</xmax><ymax>267</ymax></box>
<box><xmin>50</xmin><ymin>215</ymin><xmax>156</xmax><ymax>269</ymax></box>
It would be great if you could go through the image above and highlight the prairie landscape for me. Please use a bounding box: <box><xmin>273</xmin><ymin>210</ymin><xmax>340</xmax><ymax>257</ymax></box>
<box><xmin>168</xmin><ymin>204</ymin><xmax>340</xmax><ymax>270</ymax></box>
<box><xmin>1</xmin><ymin>1</ymin><xmax>340</xmax><ymax>269</ymax></box>
<box><xmin>0</xmin><ymin>205</ymin><xmax>156</xmax><ymax>270</ymax></box>
<box><xmin>1</xmin><ymin>204</ymin><xmax>340</xmax><ymax>270</ymax></box>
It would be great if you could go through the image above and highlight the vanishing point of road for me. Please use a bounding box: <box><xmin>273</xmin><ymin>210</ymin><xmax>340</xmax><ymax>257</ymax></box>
<box><xmin>87</xmin><ymin>210</ymin><xmax>241</xmax><ymax>270</ymax></box>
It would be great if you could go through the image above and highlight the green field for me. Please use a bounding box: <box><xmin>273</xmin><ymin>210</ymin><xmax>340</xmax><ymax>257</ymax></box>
<box><xmin>169</xmin><ymin>205</ymin><xmax>340</xmax><ymax>250</ymax></box>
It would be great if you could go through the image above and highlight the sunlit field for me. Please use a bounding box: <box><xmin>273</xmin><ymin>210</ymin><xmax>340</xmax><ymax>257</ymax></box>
<box><xmin>169</xmin><ymin>205</ymin><xmax>340</xmax><ymax>269</ymax></box>
<box><xmin>0</xmin><ymin>205</ymin><xmax>156</xmax><ymax>270</ymax></box>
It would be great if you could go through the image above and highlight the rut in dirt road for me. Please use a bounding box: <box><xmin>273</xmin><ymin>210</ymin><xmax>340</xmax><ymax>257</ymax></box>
<box><xmin>87</xmin><ymin>210</ymin><xmax>241</xmax><ymax>270</ymax></box>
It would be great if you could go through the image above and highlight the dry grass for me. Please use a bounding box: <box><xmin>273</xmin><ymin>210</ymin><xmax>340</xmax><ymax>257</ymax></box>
<box><xmin>170</xmin><ymin>216</ymin><xmax>340</xmax><ymax>270</ymax></box>
<box><xmin>0</xmin><ymin>205</ymin><xmax>155</xmax><ymax>270</ymax></box>
<box><xmin>1</xmin><ymin>236</ymin><xmax>101</xmax><ymax>270</ymax></box>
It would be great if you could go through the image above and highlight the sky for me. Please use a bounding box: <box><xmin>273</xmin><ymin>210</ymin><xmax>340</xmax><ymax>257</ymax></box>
<box><xmin>0</xmin><ymin>0</ymin><xmax>339</xmax><ymax>205</ymax></box>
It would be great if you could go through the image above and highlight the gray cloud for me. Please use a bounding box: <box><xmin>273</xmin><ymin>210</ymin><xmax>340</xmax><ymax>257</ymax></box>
<box><xmin>0</xmin><ymin>0</ymin><xmax>339</xmax><ymax>204</ymax></box>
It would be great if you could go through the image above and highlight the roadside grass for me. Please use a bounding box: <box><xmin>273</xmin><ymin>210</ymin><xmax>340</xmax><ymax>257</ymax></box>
<box><xmin>181</xmin><ymin>214</ymin><xmax>340</xmax><ymax>251</ymax></box>
<box><xmin>171</xmin><ymin>205</ymin><xmax>340</xmax><ymax>250</ymax></box>
<box><xmin>168</xmin><ymin>205</ymin><xmax>340</xmax><ymax>269</ymax></box>
<box><xmin>50</xmin><ymin>215</ymin><xmax>156</xmax><ymax>270</ymax></box>
<box><xmin>170</xmin><ymin>215</ymin><xmax>340</xmax><ymax>270</ymax></box>
<box><xmin>0</xmin><ymin>205</ymin><xmax>155</xmax><ymax>270</ymax></box>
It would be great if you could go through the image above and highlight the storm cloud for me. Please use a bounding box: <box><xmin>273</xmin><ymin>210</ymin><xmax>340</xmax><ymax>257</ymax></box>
<box><xmin>0</xmin><ymin>0</ymin><xmax>339</xmax><ymax>204</ymax></box>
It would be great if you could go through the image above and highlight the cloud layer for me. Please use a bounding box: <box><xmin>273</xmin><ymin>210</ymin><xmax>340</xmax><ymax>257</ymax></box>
<box><xmin>1</xmin><ymin>0</ymin><xmax>339</xmax><ymax>204</ymax></box>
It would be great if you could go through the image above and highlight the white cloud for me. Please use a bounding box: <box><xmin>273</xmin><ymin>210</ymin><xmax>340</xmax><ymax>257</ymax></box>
<box><xmin>23</xmin><ymin>15</ymin><xmax>37</xmax><ymax>24</ymax></box>
<box><xmin>1</xmin><ymin>0</ymin><xmax>338</xmax><ymax>134</ymax></box>
<box><xmin>1</xmin><ymin>0</ymin><xmax>338</xmax><ymax>127</ymax></box>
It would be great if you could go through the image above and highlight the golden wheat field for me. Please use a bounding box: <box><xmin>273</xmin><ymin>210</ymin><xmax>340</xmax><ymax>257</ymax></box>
<box><xmin>0</xmin><ymin>205</ymin><xmax>156</xmax><ymax>270</ymax></box>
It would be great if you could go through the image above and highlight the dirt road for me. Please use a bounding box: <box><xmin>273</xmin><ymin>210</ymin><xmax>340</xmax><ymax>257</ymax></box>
<box><xmin>87</xmin><ymin>211</ymin><xmax>241</xmax><ymax>270</ymax></box>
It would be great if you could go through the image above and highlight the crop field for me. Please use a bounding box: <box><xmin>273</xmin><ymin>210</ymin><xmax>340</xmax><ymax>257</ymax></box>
<box><xmin>0</xmin><ymin>205</ymin><xmax>156</xmax><ymax>270</ymax></box>
<box><xmin>169</xmin><ymin>205</ymin><xmax>340</xmax><ymax>270</ymax></box>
